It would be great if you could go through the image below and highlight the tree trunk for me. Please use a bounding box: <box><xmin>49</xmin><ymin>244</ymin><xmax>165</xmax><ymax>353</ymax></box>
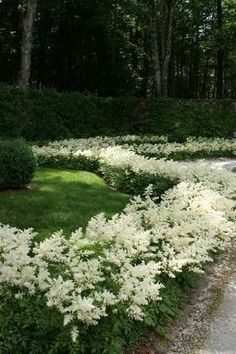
<box><xmin>148</xmin><ymin>0</ymin><xmax>161</xmax><ymax>96</ymax></box>
<box><xmin>147</xmin><ymin>0</ymin><xmax>175</xmax><ymax>97</ymax></box>
<box><xmin>161</xmin><ymin>0</ymin><xmax>175</xmax><ymax>96</ymax></box>
<box><xmin>18</xmin><ymin>0</ymin><xmax>38</xmax><ymax>87</ymax></box>
<box><xmin>216</xmin><ymin>0</ymin><xmax>224</xmax><ymax>98</ymax></box>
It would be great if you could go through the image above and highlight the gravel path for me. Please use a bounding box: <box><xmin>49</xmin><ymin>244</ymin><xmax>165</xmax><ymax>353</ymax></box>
<box><xmin>199</xmin><ymin>158</ymin><xmax>236</xmax><ymax>172</ymax></box>
<box><xmin>166</xmin><ymin>246</ymin><xmax>236</xmax><ymax>354</ymax></box>
<box><xmin>127</xmin><ymin>246</ymin><xmax>236</xmax><ymax>354</ymax></box>
<box><xmin>198</xmin><ymin>272</ymin><xmax>236</xmax><ymax>354</ymax></box>
<box><xmin>199</xmin><ymin>159</ymin><xmax>236</xmax><ymax>354</ymax></box>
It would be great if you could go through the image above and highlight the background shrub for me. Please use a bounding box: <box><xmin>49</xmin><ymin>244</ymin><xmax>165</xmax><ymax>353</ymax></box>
<box><xmin>0</xmin><ymin>139</ymin><xmax>36</xmax><ymax>190</ymax></box>
<box><xmin>36</xmin><ymin>153</ymin><xmax>99</xmax><ymax>172</ymax></box>
<box><xmin>0</xmin><ymin>85</ymin><xmax>235</xmax><ymax>141</ymax></box>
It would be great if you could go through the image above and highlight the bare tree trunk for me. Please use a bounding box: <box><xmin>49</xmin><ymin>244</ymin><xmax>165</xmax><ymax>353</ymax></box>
<box><xmin>161</xmin><ymin>0</ymin><xmax>175</xmax><ymax>96</ymax></box>
<box><xmin>216</xmin><ymin>0</ymin><xmax>224</xmax><ymax>98</ymax></box>
<box><xmin>148</xmin><ymin>0</ymin><xmax>161</xmax><ymax>96</ymax></box>
<box><xmin>18</xmin><ymin>0</ymin><xmax>38</xmax><ymax>87</ymax></box>
<box><xmin>147</xmin><ymin>0</ymin><xmax>175</xmax><ymax>97</ymax></box>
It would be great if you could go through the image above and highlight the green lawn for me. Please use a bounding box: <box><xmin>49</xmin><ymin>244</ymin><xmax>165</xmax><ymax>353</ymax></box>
<box><xmin>0</xmin><ymin>168</ymin><xmax>130</xmax><ymax>240</ymax></box>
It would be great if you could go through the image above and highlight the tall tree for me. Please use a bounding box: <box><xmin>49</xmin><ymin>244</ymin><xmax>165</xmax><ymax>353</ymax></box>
<box><xmin>18</xmin><ymin>0</ymin><xmax>38</xmax><ymax>87</ymax></box>
<box><xmin>148</xmin><ymin>0</ymin><xmax>161</xmax><ymax>95</ymax></box>
<box><xmin>161</xmin><ymin>0</ymin><xmax>175</xmax><ymax>96</ymax></box>
<box><xmin>216</xmin><ymin>0</ymin><xmax>224</xmax><ymax>98</ymax></box>
<box><xmin>148</xmin><ymin>0</ymin><xmax>176</xmax><ymax>96</ymax></box>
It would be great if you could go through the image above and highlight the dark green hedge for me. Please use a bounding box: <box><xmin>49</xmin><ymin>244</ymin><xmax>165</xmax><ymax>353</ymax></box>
<box><xmin>99</xmin><ymin>164</ymin><xmax>177</xmax><ymax>198</ymax></box>
<box><xmin>0</xmin><ymin>85</ymin><xmax>235</xmax><ymax>140</ymax></box>
<box><xmin>145</xmin><ymin>97</ymin><xmax>236</xmax><ymax>138</ymax></box>
<box><xmin>0</xmin><ymin>85</ymin><xmax>137</xmax><ymax>140</ymax></box>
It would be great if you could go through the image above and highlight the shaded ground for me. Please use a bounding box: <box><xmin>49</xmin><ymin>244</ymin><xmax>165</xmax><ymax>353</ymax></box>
<box><xmin>0</xmin><ymin>168</ymin><xmax>130</xmax><ymax>240</ymax></box>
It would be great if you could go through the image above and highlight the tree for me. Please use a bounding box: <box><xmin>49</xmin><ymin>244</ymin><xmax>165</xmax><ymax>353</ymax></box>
<box><xmin>216</xmin><ymin>0</ymin><xmax>224</xmax><ymax>98</ymax></box>
<box><xmin>148</xmin><ymin>0</ymin><xmax>176</xmax><ymax>96</ymax></box>
<box><xmin>18</xmin><ymin>0</ymin><xmax>38</xmax><ymax>87</ymax></box>
<box><xmin>148</xmin><ymin>0</ymin><xmax>161</xmax><ymax>95</ymax></box>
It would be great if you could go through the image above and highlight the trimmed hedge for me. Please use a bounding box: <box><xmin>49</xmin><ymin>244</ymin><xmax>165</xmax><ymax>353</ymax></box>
<box><xmin>0</xmin><ymin>84</ymin><xmax>235</xmax><ymax>140</ymax></box>
<box><xmin>37</xmin><ymin>153</ymin><xmax>99</xmax><ymax>172</ymax></box>
<box><xmin>0</xmin><ymin>139</ymin><xmax>36</xmax><ymax>190</ymax></box>
<box><xmin>0</xmin><ymin>85</ymin><xmax>137</xmax><ymax>140</ymax></box>
<box><xmin>146</xmin><ymin>97</ymin><xmax>236</xmax><ymax>138</ymax></box>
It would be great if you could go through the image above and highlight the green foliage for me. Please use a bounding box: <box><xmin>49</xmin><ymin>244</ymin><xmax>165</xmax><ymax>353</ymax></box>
<box><xmin>167</xmin><ymin>131</ymin><xmax>188</xmax><ymax>143</ymax></box>
<box><xmin>99</xmin><ymin>164</ymin><xmax>177</xmax><ymax>198</ymax></box>
<box><xmin>37</xmin><ymin>153</ymin><xmax>99</xmax><ymax>173</ymax></box>
<box><xmin>0</xmin><ymin>86</ymin><xmax>235</xmax><ymax>141</ymax></box>
<box><xmin>0</xmin><ymin>271</ymin><xmax>198</xmax><ymax>354</ymax></box>
<box><xmin>0</xmin><ymin>287</ymin><xmax>74</xmax><ymax>354</ymax></box>
<box><xmin>0</xmin><ymin>286</ymin><xmax>143</xmax><ymax>354</ymax></box>
<box><xmin>141</xmin><ymin>146</ymin><xmax>235</xmax><ymax>161</ymax></box>
<box><xmin>163</xmin><ymin>149</ymin><xmax>235</xmax><ymax>161</ymax></box>
<box><xmin>0</xmin><ymin>85</ymin><xmax>137</xmax><ymax>140</ymax></box>
<box><xmin>1</xmin><ymin>0</ymin><xmax>235</xmax><ymax>97</ymax></box>
<box><xmin>0</xmin><ymin>139</ymin><xmax>36</xmax><ymax>190</ymax></box>
<box><xmin>146</xmin><ymin>97</ymin><xmax>236</xmax><ymax>138</ymax></box>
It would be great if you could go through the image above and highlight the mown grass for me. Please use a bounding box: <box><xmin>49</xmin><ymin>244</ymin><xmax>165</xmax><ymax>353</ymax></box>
<box><xmin>0</xmin><ymin>168</ymin><xmax>130</xmax><ymax>240</ymax></box>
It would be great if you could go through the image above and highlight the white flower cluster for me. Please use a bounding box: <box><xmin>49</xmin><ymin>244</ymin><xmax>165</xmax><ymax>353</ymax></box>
<box><xmin>128</xmin><ymin>137</ymin><xmax>236</xmax><ymax>158</ymax></box>
<box><xmin>34</xmin><ymin>135</ymin><xmax>235</xmax><ymax>162</ymax></box>
<box><xmin>34</xmin><ymin>136</ymin><xmax>236</xmax><ymax>196</ymax></box>
<box><xmin>34</xmin><ymin>135</ymin><xmax>236</xmax><ymax>195</ymax></box>
<box><xmin>0</xmin><ymin>182</ymin><xmax>235</xmax><ymax>339</ymax></box>
<box><xmin>98</xmin><ymin>146</ymin><xmax>236</xmax><ymax>197</ymax></box>
<box><xmin>33</xmin><ymin>135</ymin><xmax>168</xmax><ymax>163</ymax></box>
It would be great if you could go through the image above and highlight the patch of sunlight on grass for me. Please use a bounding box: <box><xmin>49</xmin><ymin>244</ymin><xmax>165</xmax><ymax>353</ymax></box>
<box><xmin>0</xmin><ymin>168</ymin><xmax>130</xmax><ymax>241</ymax></box>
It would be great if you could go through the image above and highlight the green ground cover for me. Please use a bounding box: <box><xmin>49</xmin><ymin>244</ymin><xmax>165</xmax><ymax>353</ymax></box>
<box><xmin>0</xmin><ymin>168</ymin><xmax>130</xmax><ymax>240</ymax></box>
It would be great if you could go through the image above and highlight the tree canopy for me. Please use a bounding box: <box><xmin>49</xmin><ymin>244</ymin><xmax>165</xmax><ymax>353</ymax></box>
<box><xmin>0</xmin><ymin>0</ymin><xmax>235</xmax><ymax>97</ymax></box>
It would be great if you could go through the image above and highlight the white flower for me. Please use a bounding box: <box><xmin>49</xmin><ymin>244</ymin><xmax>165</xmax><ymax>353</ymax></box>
<box><xmin>71</xmin><ymin>326</ymin><xmax>79</xmax><ymax>342</ymax></box>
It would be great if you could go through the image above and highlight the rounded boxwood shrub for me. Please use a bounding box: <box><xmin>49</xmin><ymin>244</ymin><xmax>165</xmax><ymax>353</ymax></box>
<box><xmin>0</xmin><ymin>139</ymin><xmax>36</xmax><ymax>190</ymax></box>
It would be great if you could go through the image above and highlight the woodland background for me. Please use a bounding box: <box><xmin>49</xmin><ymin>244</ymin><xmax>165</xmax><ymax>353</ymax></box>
<box><xmin>0</xmin><ymin>0</ymin><xmax>235</xmax><ymax>98</ymax></box>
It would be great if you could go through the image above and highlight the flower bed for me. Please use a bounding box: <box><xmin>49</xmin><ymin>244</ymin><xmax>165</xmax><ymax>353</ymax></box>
<box><xmin>0</xmin><ymin>135</ymin><xmax>235</xmax><ymax>353</ymax></box>
<box><xmin>128</xmin><ymin>137</ymin><xmax>236</xmax><ymax>160</ymax></box>
<box><xmin>34</xmin><ymin>137</ymin><xmax>236</xmax><ymax>197</ymax></box>
<box><xmin>34</xmin><ymin>135</ymin><xmax>236</xmax><ymax>162</ymax></box>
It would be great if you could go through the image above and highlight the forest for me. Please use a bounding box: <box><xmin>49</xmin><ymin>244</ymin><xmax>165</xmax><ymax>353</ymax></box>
<box><xmin>0</xmin><ymin>0</ymin><xmax>235</xmax><ymax>98</ymax></box>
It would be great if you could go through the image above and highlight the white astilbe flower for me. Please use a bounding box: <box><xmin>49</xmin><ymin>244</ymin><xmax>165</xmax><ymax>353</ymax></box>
<box><xmin>34</xmin><ymin>231</ymin><xmax>67</xmax><ymax>262</ymax></box>
<box><xmin>71</xmin><ymin>326</ymin><xmax>79</xmax><ymax>342</ymax></box>
<box><xmin>0</xmin><ymin>180</ymin><xmax>235</xmax><ymax>339</ymax></box>
<box><xmin>33</xmin><ymin>136</ymin><xmax>236</xmax><ymax>197</ymax></box>
<box><xmin>130</xmin><ymin>137</ymin><xmax>236</xmax><ymax>158</ymax></box>
<box><xmin>0</xmin><ymin>225</ymin><xmax>37</xmax><ymax>293</ymax></box>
